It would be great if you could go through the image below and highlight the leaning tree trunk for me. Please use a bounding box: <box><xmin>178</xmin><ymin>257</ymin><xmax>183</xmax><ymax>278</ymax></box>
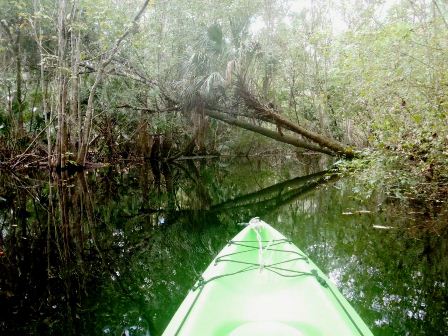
<box><xmin>237</xmin><ymin>81</ymin><xmax>354</xmax><ymax>157</ymax></box>
<box><xmin>205</xmin><ymin>109</ymin><xmax>334</xmax><ymax>156</ymax></box>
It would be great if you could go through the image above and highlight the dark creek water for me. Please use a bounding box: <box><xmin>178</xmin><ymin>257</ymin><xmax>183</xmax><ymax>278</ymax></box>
<box><xmin>0</xmin><ymin>157</ymin><xmax>447</xmax><ymax>335</ymax></box>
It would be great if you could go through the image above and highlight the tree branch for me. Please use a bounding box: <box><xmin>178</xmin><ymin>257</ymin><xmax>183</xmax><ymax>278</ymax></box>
<box><xmin>77</xmin><ymin>0</ymin><xmax>153</xmax><ymax>165</ymax></box>
<box><xmin>115</xmin><ymin>104</ymin><xmax>179</xmax><ymax>114</ymax></box>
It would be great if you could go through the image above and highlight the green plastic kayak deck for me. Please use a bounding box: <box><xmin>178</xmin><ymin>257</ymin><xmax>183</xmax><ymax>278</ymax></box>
<box><xmin>163</xmin><ymin>218</ymin><xmax>373</xmax><ymax>336</ymax></box>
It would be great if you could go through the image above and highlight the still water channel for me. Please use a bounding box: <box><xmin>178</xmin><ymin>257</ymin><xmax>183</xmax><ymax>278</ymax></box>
<box><xmin>0</xmin><ymin>157</ymin><xmax>447</xmax><ymax>335</ymax></box>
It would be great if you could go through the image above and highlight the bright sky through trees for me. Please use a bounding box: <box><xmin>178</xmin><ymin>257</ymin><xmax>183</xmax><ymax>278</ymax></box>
<box><xmin>250</xmin><ymin>0</ymin><xmax>406</xmax><ymax>35</ymax></box>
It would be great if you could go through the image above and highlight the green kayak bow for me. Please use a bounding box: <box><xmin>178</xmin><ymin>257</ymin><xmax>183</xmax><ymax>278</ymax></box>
<box><xmin>163</xmin><ymin>218</ymin><xmax>373</xmax><ymax>336</ymax></box>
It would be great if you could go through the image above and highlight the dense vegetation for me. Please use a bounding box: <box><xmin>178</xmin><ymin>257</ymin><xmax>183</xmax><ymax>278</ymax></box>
<box><xmin>1</xmin><ymin>1</ymin><xmax>447</xmax><ymax>334</ymax></box>
<box><xmin>1</xmin><ymin>0</ymin><xmax>446</xmax><ymax>213</ymax></box>
<box><xmin>0</xmin><ymin>0</ymin><xmax>445</xmax><ymax>159</ymax></box>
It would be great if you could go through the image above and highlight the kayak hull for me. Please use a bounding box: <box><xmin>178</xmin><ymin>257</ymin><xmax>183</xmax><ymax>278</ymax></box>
<box><xmin>162</xmin><ymin>219</ymin><xmax>373</xmax><ymax>336</ymax></box>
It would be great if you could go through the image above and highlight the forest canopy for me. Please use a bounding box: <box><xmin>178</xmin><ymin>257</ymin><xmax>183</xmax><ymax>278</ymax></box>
<box><xmin>0</xmin><ymin>0</ymin><xmax>447</xmax><ymax>171</ymax></box>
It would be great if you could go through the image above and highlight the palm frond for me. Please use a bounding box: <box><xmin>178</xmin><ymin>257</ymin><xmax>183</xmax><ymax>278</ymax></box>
<box><xmin>200</xmin><ymin>72</ymin><xmax>224</xmax><ymax>96</ymax></box>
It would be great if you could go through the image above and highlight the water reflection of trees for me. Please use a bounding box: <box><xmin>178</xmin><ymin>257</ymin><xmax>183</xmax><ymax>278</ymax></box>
<box><xmin>0</xmin><ymin>161</ymin><xmax>447</xmax><ymax>335</ymax></box>
<box><xmin>281</xmin><ymin>181</ymin><xmax>448</xmax><ymax>335</ymax></box>
<box><xmin>0</xmin><ymin>161</ymin><xmax>334</xmax><ymax>334</ymax></box>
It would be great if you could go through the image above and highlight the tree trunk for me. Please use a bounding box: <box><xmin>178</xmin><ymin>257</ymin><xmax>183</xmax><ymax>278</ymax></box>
<box><xmin>56</xmin><ymin>0</ymin><xmax>68</xmax><ymax>169</ymax></box>
<box><xmin>70</xmin><ymin>2</ymin><xmax>81</xmax><ymax>152</ymax></box>
<box><xmin>32</xmin><ymin>0</ymin><xmax>52</xmax><ymax>167</ymax></box>
<box><xmin>15</xmin><ymin>28</ymin><xmax>24</xmax><ymax>136</ymax></box>
<box><xmin>237</xmin><ymin>83</ymin><xmax>354</xmax><ymax>157</ymax></box>
<box><xmin>0</xmin><ymin>20</ymin><xmax>24</xmax><ymax>136</ymax></box>
<box><xmin>138</xmin><ymin>111</ymin><xmax>151</xmax><ymax>158</ymax></box>
<box><xmin>193</xmin><ymin>103</ymin><xmax>207</xmax><ymax>154</ymax></box>
<box><xmin>205</xmin><ymin>109</ymin><xmax>334</xmax><ymax>155</ymax></box>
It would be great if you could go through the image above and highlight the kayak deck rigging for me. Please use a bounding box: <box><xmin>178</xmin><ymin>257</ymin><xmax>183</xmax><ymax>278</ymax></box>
<box><xmin>194</xmin><ymin>239</ymin><xmax>322</xmax><ymax>288</ymax></box>
<box><xmin>162</xmin><ymin>218</ymin><xmax>373</xmax><ymax>336</ymax></box>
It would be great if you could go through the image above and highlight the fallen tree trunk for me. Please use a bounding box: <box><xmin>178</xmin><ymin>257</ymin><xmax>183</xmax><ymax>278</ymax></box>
<box><xmin>106</xmin><ymin>73</ymin><xmax>350</xmax><ymax>157</ymax></box>
<box><xmin>205</xmin><ymin>109</ymin><xmax>335</xmax><ymax>155</ymax></box>
<box><xmin>237</xmin><ymin>83</ymin><xmax>354</xmax><ymax>157</ymax></box>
